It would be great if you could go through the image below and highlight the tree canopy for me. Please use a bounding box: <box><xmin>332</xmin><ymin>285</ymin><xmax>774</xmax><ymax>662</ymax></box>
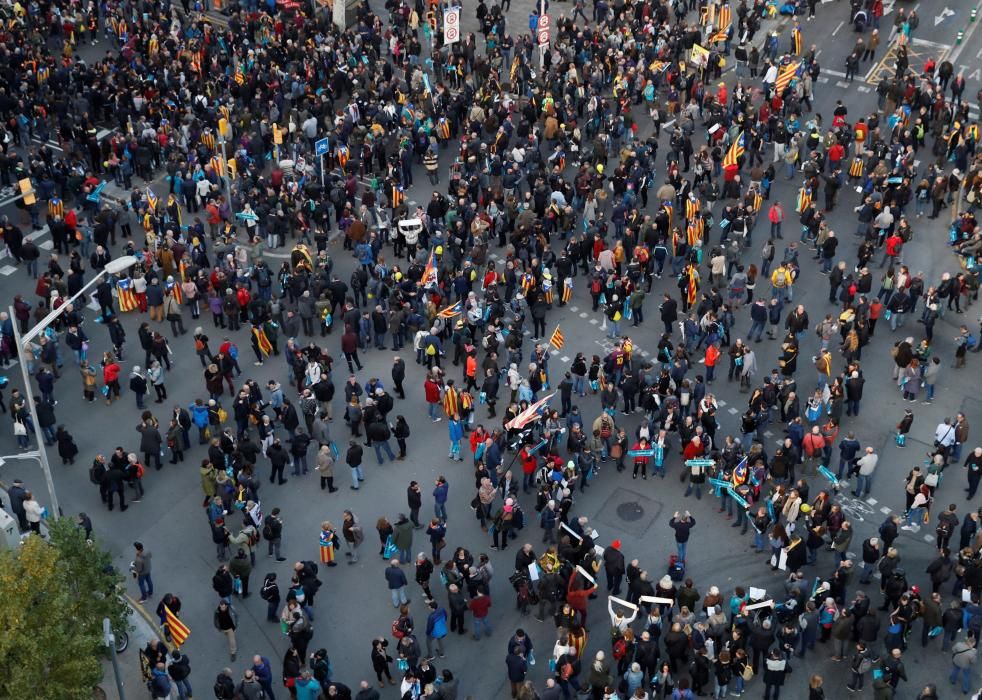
<box><xmin>0</xmin><ymin>519</ymin><xmax>129</xmax><ymax>700</ymax></box>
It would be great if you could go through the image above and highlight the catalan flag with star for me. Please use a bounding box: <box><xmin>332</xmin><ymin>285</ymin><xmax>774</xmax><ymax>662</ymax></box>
<box><xmin>437</xmin><ymin>301</ymin><xmax>462</xmax><ymax>318</ymax></box>
<box><xmin>549</xmin><ymin>326</ymin><xmax>565</xmax><ymax>351</ymax></box>
<box><xmin>145</xmin><ymin>187</ymin><xmax>158</xmax><ymax>212</ymax></box>
<box><xmin>723</xmin><ymin>133</ymin><xmax>745</xmax><ymax>169</ymax></box>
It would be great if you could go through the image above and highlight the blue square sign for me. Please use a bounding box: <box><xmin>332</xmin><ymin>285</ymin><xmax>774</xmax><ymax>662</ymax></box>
<box><xmin>315</xmin><ymin>138</ymin><xmax>330</xmax><ymax>156</ymax></box>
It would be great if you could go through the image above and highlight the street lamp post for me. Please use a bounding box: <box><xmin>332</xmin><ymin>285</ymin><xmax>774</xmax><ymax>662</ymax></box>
<box><xmin>103</xmin><ymin>617</ymin><xmax>127</xmax><ymax>700</ymax></box>
<box><xmin>9</xmin><ymin>255</ymin><xmax>138</xmax><ymax>519</ymax></box>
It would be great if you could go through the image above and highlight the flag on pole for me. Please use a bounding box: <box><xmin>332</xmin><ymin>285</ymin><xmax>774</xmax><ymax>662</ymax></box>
<box><xmin>549</xmin><ymin>326</ymin><xmax>565</xmax><ymax>350</ymax></box>
<box><xmin>505</xmin><ymin>392</ymin><xmax>556</xmax><ymax>431</ymax></box>
<box><xmin>437</xmin><ymin>301</ymin><xmax>462</xmax><ymax>318</ymax></box>
<box><xmin>722</xmin><ymin>133</ymin><xmax>745</xmax><ymax>168</ymax></box>
<box><xmin>164</xmin><ymin>605</ymin><xmax>190</xmax><ymax>647</ymax></box>
<box><xmin>421</xmin><ymin>249</ymin><xmax>439</xmax><ymax>288</ymax></box>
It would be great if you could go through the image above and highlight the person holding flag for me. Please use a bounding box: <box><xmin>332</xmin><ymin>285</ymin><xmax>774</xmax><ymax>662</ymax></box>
<box><xmin>250</xmin><ymin>322</ymin><xmax>272</xmax><ymax>366</ymax></box>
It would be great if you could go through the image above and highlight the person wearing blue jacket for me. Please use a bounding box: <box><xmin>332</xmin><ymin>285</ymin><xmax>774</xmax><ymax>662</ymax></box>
<box><xmin>433</xmin><ymin>476</ymin><xmax>449</xmax><ymax>523</ymax></box>
<box><xmin>294</xmin><ymin>670</ymin><xmax>322</xmax><ymax>700</ymax></box>
<box><xmin>448</xmin><ymin>416</ymin><xmax>464</xmax><ymax>460</ymax></box>
<box><xmin>425</xmin><ymin>600</ymin><xmax>448</xmax><ymax>658</ymax></box>
<box><xmin>190</xmin><ymin>399</ymin><xmax>210</xmax><ymax>443</ymax></box>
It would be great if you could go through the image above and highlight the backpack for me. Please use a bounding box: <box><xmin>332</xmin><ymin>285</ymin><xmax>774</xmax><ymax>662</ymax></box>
<box><xmin>591</xmin><ymin>277</ymin><xmax>602</xmax><ymax>295</ymax></box>
<box><xmin>262</xmin><ymin>522</ymin><xmax>273</xmax><ymax>540</ymax></box>
<box><xmin>260</xmin><ymin>577</ymin><xmax>277</xmax><ymax>601</ymax></box>
<box><xmin>228</xmin><ymin>344</ymin><xmax>238</xmax><ymax>359</ymax></box>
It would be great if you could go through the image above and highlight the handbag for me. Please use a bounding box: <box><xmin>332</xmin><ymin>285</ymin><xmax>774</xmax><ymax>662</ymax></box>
<box><xmin>13</xmin><ymin>421</ymin><xmax>26</xmax><ymax>436</ymax></box>
<box><xmin>383</xmin><ymin>536</ymin><xmax>399</xmax><ymax>559</ymax></box>
<box><xmin>397</xmin><ymin>658</ymin><xmax>409</xmax><ymax>671</ymax></box>
<box><xmin>924</xmin><ymin>471</ymin><xmax>940</xmax><ymax>487</ymax></box>
<box><xmin>741</xmin><ymin>664</ymin><xmax>754</xmax><ymax>681</ymax></box>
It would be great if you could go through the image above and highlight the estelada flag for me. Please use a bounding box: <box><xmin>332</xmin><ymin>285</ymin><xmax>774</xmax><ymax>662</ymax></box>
<box><xmin>437</xmin><ymin>301</ymin><xmax>462</xmax><ymax>318</ymax></box>
<box><xmin>561</xmin><ymin>278</ymin><xmax>572</xmax><ymax>304</ymax></box>
<box><xmin>164</xmin><ymin>605</ymin><xmax>190</xmax><ymax>647</ymax></box>
<box><xmin>145</xmin><ymin>187</ymin><xmax>158</xmax><ymax>212</ymax></box>
<box><xmin>722</xmin><ymin>134</ymin><xmax>745</xmax><ymax>169</ymax></box>
<box><xmin>504</xmin><ymin>392</ymin><xmax>555</xmax><ymax>431</ymax></box>
<box><xmin>549</xmin><ymin>326</ymin><xmax>565</xmax><ymax>350</ymax></box>
<box><xmin>421</xmin><ymin>249</ymin><xmax>438</xmax><ymax>288</ymax></box>
<box><xmin>253</xmin><ymin>327</ymin><xmax>272</xmax><ymax>356</ymax></box>
<box><xmin>166</xmin><ymin>278</ymin><xmax>183</xmax><ymax>305</ymax></box>
<box><xmin>117</xmin><ymin>278</ymin><xmax>137</xmax><ymax>312</ymax></box>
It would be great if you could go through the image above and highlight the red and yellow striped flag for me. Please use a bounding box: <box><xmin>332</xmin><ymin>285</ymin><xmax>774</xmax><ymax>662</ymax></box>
<box><xmin>723</xmin><ymin>134</ymin><xmax>745</xmax><ymax>168</ymax></box>
<box><xmin>775</xmin><ymin>61</ymin><xmax>801</xmax><ymax>95</ymax></box>
<box><xmin>164</xmin><ymin>605</ymin><xmax>190</xmax><ymax>647</ymax></box>
<box><xmin>253</xmin><ymin>327</ymin><xmax>272</xmax><ymax>356</ymax></box>
<box><xmin>549</xmin><ymin>326</ymin><xmax>565</xmax><ymax>350</ymax></box>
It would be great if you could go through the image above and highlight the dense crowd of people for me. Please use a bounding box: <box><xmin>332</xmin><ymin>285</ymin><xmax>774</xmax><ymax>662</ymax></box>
<box><xmin>3</xmin><ymin>0</ymin><xmax>982</xmax><ymax>696</ymax></box>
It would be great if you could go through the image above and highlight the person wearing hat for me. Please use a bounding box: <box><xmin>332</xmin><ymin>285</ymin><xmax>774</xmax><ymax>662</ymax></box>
<box><xmin>603</xmin><ymin>540</ymin><xmax>626</xmax><ymax>595</ymax></box>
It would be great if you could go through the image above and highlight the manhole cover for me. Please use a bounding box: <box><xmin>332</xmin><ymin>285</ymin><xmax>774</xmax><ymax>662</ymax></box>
<box><xmin>617</xmin><ymin>502</ymin><xmax>645</xmax><ymax>521</ymax></box>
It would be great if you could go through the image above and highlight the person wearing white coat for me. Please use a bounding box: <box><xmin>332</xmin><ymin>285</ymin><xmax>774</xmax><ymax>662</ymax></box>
<box><xmin>23</xmin><ymin>491</ymin><xmax>43</xmax><ymax>533</ymax></box>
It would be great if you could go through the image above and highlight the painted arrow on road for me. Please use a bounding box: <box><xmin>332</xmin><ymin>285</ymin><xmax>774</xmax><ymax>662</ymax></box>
<box><xmin>935</xmin><ymin>7</ymin><xmax>955</xmax><ymax>25</ymax></box>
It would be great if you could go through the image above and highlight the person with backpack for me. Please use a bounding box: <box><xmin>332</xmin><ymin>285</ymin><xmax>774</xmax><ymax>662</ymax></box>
<box><xmin>770</xmin><ymin>263</ymin><xmax>793</xmax><ymax>303</ymax></box>
<box><xmin>147</xmin><ymin>661</ymin><xmax>173</xmax><ymax>699</ymax></box>
<box><xmin>167</xmin><ymin>648</ymin><xmax>192</xmax><ymax>700</ymax></box>
<box><xmin>230</xmin><ymin>515</ymin><xmax>260</xmax><ymax>566</ymax></box>
<box><xmin>213</xmin><ymin>668</ymin><xmax>236</xmax><ymax>699</ymax></box>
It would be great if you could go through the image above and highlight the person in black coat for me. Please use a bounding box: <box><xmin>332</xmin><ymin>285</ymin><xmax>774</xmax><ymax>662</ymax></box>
<box><xmin>762</xmin><ymin>649</ymin><xmax>788</xmax><ymax>698</ymax></box>
<box><xmin>56</xmin><ymin>425</ymin><xmax>78</xmax><ymax>464</ymax></box>
<box><xmin>391</xmin><ymin>357</ymin><xmax>406</xmax><ymax>399</ymax></box>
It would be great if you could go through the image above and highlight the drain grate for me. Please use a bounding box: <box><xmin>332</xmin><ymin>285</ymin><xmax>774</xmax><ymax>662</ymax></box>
<box><xmin>617</xmin><ymin>501</ymin><xmax>645</xmax><ymax>522</ymax></box>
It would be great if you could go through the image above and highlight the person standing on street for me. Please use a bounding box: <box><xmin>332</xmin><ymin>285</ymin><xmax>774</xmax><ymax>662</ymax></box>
<box><xmin>264</xmin><ymin>507</ymin><xmax>286</xmax><ymax>561</ymax></box>
<box><xmin>342</xmin><ymin>510</ymin><xmax>364</xmax><ymax>564</ymax></box>
<box><xmin>668</xmin><ymin>512</ymin><xmax>695</xmax><ymax>563</ymax></box>
<box><xmin>251</xmin><ymin>655</ymin><xmax>278</xmax><ymax>700</ymax></box>
<box><xmin>133</xmin><ymin>542</ymin><xmax>154</xmax><ymax>603</ymax></box>
<box><xmin>408</xmin><ymin>481</ymin><xmax>423</xmax><ymax>528</ymax></box>
<box><xmin>167</xmin><ymin>648</ymin><xmax>192</xmax><ymax>700</ymax></box>
<box><xmin>385</xmin><ymin>558</ymin><xmax>410</xmax><ymax>608</ymax></box>
<box><xmin>214</xmin><ymin>600</ymin><xmax>238</xmax><ymax>661</ymax></box>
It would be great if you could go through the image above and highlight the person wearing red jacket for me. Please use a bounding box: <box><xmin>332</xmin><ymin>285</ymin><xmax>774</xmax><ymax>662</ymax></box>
<box><xmin>704</xmin><ymin>343</ymin><xmax>721</xmax><ymax>384</ymax></box>
<box><xmin>424</xmin><ymin>376</ymin><xmax>442</xmax><ymax>422</ymax></box>
<box><xmin>882</xmin><ymin>232</ymin><xmax>904</xmax><ymax>268</ymax></box>
<box><xmin>467</xmin><ymin>590</ymin><xmax>493</xmax><ymax>640</ymax></box>
<box><xmin>103</xmin><ymin>357</ymin><xmax>122</xmax><ymax>405</ymax></box>
<box><xmin>566</xmin><ymin>569</ymin><xmax>598</xmax><ymax>625</ymax></box>
<box><xmin>340</xmin><ymin>325</ymin><xmax>363</xmax><ymax>374</ymax></box>
<box><xmin>801</xmin><ymin>426</ymin><xmax>826</xmax><ymax>473</ymax></box>
<box><xmin>632</xmin><ymin>438</ymin><xmax>651</xmax><ymax>480</ymax></box>
<box><xmin>827</xmin><ymin>141</ymin><xmax>845</xmax><ymax>172</ymax></box>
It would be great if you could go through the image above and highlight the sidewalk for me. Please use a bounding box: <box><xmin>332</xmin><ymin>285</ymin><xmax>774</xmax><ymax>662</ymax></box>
<box><xmin>0</xmin><ymin>486</ymin><xmax>163</xmax><ymax>700</ymax></box>
<box><xmin>98</xmin><ymin>596</ymin><xmax>164</xmax><ymax>700</ymax></box>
